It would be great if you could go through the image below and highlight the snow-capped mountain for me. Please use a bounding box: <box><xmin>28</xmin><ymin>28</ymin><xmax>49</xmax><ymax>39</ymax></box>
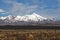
<box><xmin>15</xmin><ymin>13</ymin><xmax>47</xmax><ymax>22</ymax></box>
<box><xmin>0</xmin><ymin>13</ymin><xmax>48</xmax><ymax>23</ymax></box>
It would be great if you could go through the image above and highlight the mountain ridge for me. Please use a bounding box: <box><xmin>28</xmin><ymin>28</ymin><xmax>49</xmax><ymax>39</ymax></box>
<box><xmin>0</xmin><ymin>13</ymin><xmax>48</xmax><ymax>23</ymax></box>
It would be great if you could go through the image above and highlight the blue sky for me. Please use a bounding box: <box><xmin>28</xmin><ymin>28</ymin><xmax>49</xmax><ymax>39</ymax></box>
<box><xmin>0</xmin><ymin>0</ymin><xmax>60</xmax><ymax>20</ymax></box>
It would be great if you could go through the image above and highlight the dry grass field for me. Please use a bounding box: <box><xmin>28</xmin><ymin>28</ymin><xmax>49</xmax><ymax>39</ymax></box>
<box><xmin>0</xmin><ymin>29</ymin><xmax>60</xmax><ymax>40</ymax></box>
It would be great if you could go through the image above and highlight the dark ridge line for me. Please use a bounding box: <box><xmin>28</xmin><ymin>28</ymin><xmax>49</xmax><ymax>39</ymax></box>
<box><xmin>0</xmin><ymin>25</ymin><xmax>60</xmax><ymax>29</ymax></box>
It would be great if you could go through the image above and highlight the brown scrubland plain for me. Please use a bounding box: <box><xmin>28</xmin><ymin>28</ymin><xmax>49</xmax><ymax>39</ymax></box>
<box><xmin>0</xmin><ymin>29</ymin><xmax>60</xmax><ymax>40</ymax></box>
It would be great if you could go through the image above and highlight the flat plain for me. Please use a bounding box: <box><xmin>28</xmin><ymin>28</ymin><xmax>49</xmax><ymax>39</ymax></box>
<box><xmin>0</xmin><ymin>29</ymin><xmax>60</xmax><ymax>40</ymax></box>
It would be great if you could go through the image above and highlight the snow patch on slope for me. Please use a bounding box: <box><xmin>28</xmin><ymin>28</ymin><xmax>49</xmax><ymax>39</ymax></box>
<box><xmin>0</xmin><ymin>13</ymin><xmax>48</xmax><ymax>22</ymax></box>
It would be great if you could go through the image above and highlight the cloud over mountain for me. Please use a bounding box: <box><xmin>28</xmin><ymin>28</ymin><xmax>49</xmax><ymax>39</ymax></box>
<box><xmin>9</xmin><ymin>3</ymin><xmax>38</xmax><ymax>16</ymax></box>
<box><xmin>1</xmin><ymin>0</ymin><xmax>60</xmax><ymax>20</ymax></box>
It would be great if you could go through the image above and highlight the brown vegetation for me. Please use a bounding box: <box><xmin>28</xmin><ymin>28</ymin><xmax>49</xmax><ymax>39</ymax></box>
<box><xmin>0</xmin><ymin>29</ymin><xmax>60</xmax><ymax>40</ymax></box>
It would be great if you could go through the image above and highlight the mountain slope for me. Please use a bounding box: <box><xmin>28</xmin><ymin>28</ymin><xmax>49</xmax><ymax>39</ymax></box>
<box><xmin>14</xmin><ymin>13</ymin><xmax>47</xmax><ymax>22</ymax></box>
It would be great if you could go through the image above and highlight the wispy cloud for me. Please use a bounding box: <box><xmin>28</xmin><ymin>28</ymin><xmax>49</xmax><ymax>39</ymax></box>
<box><xmin>0</xmin><ymin>9</ymin><xmax>9</xmax><ymax>16</ymax></box>
<box><xmin>0</xmin><ymin>9</ymin><xmax>5</xmax><ymax>13</ymax></box>
<box><xmin>2</xmin><ymin>0</ymin><xmax>38</xmax><ymax>16</ymax></box>
<box><xmin>2</xmin><ymin>0</ymin><xmax>60</xmax><ymax>19</ymax></box>
<box><xmin>9</xmin><ymin>2</ymin><xmax>38</xmax><ymax>16</ymax></box>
